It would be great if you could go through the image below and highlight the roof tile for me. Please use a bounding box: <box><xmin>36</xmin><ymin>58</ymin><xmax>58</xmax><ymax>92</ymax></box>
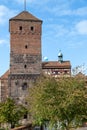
<box><xmin>42</xmin><ymin>61</ymin><xmax>71</xmax><ymax>69</ymax></box>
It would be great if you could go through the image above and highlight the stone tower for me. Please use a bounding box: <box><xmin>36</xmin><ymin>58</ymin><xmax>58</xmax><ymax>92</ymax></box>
<box><xmin>8</xmin><ymin>11</ymin><xmax>42</xmax><ymax>104</ymax></box>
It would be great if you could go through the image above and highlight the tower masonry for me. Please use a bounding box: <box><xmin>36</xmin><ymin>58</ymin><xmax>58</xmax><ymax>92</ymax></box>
<box><xmin>8</xmin><ymin>11</ymin><xmax>42</xmax><ymax>103</ymax></box>
<box><xmin>0</xmin><ymin>9</ymin><xmax>71</xmax><ymax>104</ymax></box>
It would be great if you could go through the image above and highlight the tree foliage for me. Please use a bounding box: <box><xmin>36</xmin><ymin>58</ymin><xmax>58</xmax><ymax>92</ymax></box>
<box><xmin>0</xmin><ymin>98</ymin><xmax>27</xmax><ymax>128</ymax></box>
<box><xmin>28</xmin><ymin>76</ymin><xmax>87</xmax><ymax>130</ymax></box>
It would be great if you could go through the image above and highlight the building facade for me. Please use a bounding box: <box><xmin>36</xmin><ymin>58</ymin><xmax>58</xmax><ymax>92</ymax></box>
<box><xmin>0</xmin><ymin>10</ymin><xmax>71</xmax><ymax>103</ymax></box>
<box><xmin>42</xmin><ymin>51</ymin><xmax>71</xmax><ymax>77</ymax></box>
<box><xmin>8</xmin><ymin>11</ymin><xmax>42</xmax><ymax>104</ymax></box>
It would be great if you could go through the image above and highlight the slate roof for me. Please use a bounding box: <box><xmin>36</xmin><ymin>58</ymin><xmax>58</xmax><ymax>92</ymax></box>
<box><xmin>10</xmin><ymin>11</ymin><xmax>42</xmax><ymax>22</ymax></box>
<box><xmin>42</xmin><ymin>61</ymin><xmax>71</xmax><ymax>69</ymax></box>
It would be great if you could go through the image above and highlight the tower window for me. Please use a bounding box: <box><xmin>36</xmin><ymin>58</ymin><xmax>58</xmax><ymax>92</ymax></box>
<box><xmin>25</xmin><ymin>45</ymin><xmax>28</xmax><ymax>49</ymax></box>
<box><xmin>24</xmin><ymin>64</ymin><xmax>27</xmax><ymax>68</ymax></box>
<box><xmin>19</xmin><ymin>26</ymin><xmax>22</xmax><ymax>30</ymax></box>
<box><xmin>15</xmin><ymin>80</ymin><xmax>19</xmax><ymax>85</ymax></box>
<box><xmin>24</xmin><ymin>112</ymin><xmax>28</xmax><ymax>119</ymax></box>
<box><xmin>30</xmin><ymin>26</ymin><xmax>34</xmax><ymax>31</ymax></box>
<box><xmin>22</xmin><ymin>82</ymin><xmax>27</xmax><ymax>90</ymax></box>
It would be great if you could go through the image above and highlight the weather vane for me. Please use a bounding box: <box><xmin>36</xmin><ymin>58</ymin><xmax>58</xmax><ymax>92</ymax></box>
<box><xmin>24</xmin><ymin>0</ymin><xmax>26</xmax><ymax>11</ymax></box>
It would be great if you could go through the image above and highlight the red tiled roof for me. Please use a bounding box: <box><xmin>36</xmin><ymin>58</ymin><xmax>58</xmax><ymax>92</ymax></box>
<box><xmin>0</xmin><ymin>70</ymin><xmax>9</xmax><ymax>80</ymax></box>
<box><xmin>42</xmin><ymin>61</ymin><xmax>71</xmax><ymax>69</ymax></box>
<box><xmin>10</xmin><ymin>11</ymin><xmax>42</xmax><ymax>22</ymax></box>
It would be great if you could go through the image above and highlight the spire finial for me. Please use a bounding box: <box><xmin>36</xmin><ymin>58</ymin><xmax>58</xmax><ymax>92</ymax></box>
<box><xmin>58</xmin><ymin>50</ymin><xmax>63</xmax><ymax>63</ymax></box>
<box><xmin>24</xmin><ymin>0</ymin><xmax>26</xmax><ymax>11</ymax></box>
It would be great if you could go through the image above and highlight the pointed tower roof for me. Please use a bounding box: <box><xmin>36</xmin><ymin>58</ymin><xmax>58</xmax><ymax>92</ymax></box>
<box><xmin>10</xmin><ymin>11</ymin><xmax>42</xmax><ymax>22</ymax></box>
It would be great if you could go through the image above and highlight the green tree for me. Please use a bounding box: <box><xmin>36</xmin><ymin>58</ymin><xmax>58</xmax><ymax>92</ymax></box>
<box><xmin>28</xmin><ymin>76</ymin><xmax>87</xmax><ymax>130</ymax></box>
<box><xmin>0</xmin><ymin>98</ymin><xmax>27</xmax><ymax>128</ymax></box>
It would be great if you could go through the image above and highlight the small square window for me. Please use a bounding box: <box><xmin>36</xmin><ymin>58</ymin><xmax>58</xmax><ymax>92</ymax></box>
<box><xmin>15</xmin><ymin>80</ymin><xmax>19</xmax><ymax>85</ymax></box>
<box><xmin>31</xmin><ymin>26</ymin><xmax>34</xmax><ymax>31</ymax></box>
<box><xmin>25</xmin><ymin>45</ymin><xmax>28</xmax><ymax>49</ymax></box>
<box><xmin>22</xmin><ymin>82</ymin><xmax>27</xmax><ymax>90</ymax></box>
<box><xmin>24</xmin><ymin>112</ymin><xmax>28</xmax><ymax>119</ymax></box>
<box><xmin>24</xmin><ymin>65</ymin><xmax>27</xmax><ymax>68</ymax></box>
<box><xmin>19</xmin><ymin>26</ymin><xmax>22</xmax><ymax>30</ymax></box>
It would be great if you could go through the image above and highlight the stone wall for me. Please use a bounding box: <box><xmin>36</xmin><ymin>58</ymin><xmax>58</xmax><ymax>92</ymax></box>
<box><xmin>9</xmin><ymin>17</ymin><xmax>42</xmax><ymax>104</ymax></box>
<box><xmin>10</xmin><ymin>20</ymin><xmax>42</xmax><ymax>75</ymax></box>
<box><xmin>0</xmin><ymin>79</ymin><xmax>8</xmax><ymax>102</ymax></box>
<box><xmin>8</xmin><ymin>74</ymin><xmax>40</xmax><ymax>104</ymax></box>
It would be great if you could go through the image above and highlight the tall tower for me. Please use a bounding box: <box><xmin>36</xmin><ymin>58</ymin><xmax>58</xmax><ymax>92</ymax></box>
<box><xmin>9</xmin><ymin>11</ymin><xmax>42</xmax><ymax>104</ymax></box>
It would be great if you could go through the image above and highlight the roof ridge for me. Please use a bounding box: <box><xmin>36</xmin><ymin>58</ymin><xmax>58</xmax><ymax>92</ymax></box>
<box><xmin>10</xmin><ymin>11</ymin><xmax>42</xmax><ymax>22</ymax></box>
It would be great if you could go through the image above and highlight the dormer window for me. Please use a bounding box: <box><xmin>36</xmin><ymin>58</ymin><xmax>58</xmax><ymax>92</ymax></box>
<box><xmin>19</xmin><ymin>26</ymin><xmax>22</xmax><ymax>30</ymax></box>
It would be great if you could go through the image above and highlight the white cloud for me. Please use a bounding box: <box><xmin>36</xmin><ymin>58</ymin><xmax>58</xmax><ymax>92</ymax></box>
<box><xmin>43</xmin><ymin>24</ymin><xmax>69</xmax><ymax>41</ymax></box>
<box><xmin>75</xmin><ymin>20</ymin><xmax>87</xmax><ymax>35</ymax></box>
<box><xmin>0</xmin><ymin>39</ymin><xmax>8</xmax><ymax>45</ymax></box>
<box><xmin>45</xmin><ymin>3</ymin><xmax>87</xmax><ymax>17</ymax></box>
<box><xmin>68</xmin><ymin>41</ymin><xmax>84</xmax><ymax>49</ymax></box>
<box><xmin>0</xmin><ymin>5</ymin><xmax>17</xmax><ymax>24</ymax></box>
<box><xmin>12</xmin><ymin>0</ymin><xmax>87</xmax><ymax>17</ymax></box>
<box><xmin>75</xmin><ymin>6</ymin><xmax>87</xmax><ymax>16</ymax></box>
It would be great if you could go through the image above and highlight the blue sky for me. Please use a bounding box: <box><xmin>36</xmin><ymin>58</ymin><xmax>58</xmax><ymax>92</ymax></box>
<box><xmin>0</xmin><ymin>0</ymin><xmax>87</xmax><ymax>76</ymax></box>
